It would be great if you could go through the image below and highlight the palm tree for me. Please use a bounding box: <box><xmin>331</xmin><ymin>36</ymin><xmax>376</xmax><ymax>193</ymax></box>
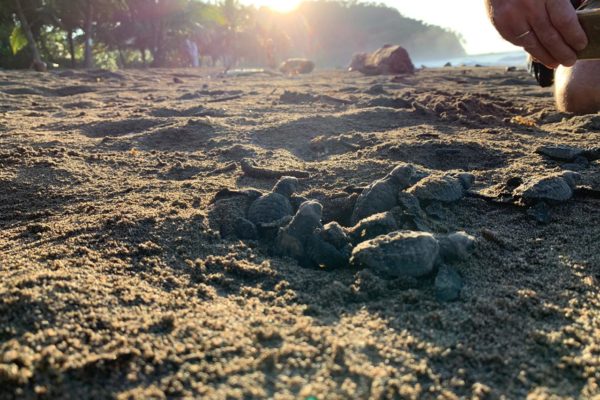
<box><xmin>11</xmin><ymin>0</ymin><xmax>45</xmax><ymax>70</ymax></box>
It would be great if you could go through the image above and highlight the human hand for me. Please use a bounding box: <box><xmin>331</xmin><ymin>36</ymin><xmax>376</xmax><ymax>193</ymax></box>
<box><xmin>485</xmin><ymin>0</ymin><xmax>588</xmax><ymax>68</ymax></box>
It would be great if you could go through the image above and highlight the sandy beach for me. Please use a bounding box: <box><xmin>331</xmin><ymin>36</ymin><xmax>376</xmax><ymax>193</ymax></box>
<box><xmin>0</xmin><ymin>66</ymin><xmax>598</xmax><ymax>399</ymax></box>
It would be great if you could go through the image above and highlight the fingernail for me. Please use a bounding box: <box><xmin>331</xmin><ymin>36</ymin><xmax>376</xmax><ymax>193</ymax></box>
<box><xmin>576</xmin><ymin>41</ymin><xmax>588</xmax><ymax>51</ymax></box>
<box><xmin>576</xmin><ymin>36</ymin><xmax>588</xmax><ymax>51</ymax></box>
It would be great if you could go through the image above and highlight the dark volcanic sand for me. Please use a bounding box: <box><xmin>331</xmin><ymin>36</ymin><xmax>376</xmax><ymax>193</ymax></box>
<box><xmin>0</xmin><ymin>67</ymin><xmax>598</xmax><ymax>399</ymax></box>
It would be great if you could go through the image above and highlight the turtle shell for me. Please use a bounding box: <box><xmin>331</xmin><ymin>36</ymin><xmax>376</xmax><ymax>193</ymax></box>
<box><xmin>320</xmin><ymin>221</ymin><xmax>351</xmax><ymax>250</ymax></box>
<box><xmin>305</xmin><ymin>235</ymin><xmax>349</xmax><ymax>269</ymax></box>
<box><xmin>407</xmin><ymin>173</ymin><xmax>474</xmax><ymax>203</ymax></box>
<box><xmin>208</xmin><ymin>196</ymin><xmax>255</xmax><ymax>239</ymax></box>
<box><xmin>351</xmin><ymin>179</ymin><xmax>398</xmax><ymax>225</ymax></box>
<box><xmin>320</xmin><ymin>193</ymin><xmax>358</xmax><ymax>226</ymax></box>
<box><xmin>247</xmin><ymin>192</ymin><xmax>293</xmax><ymax>225</ymax></box>
<box><xmin>275</xmin><ymin>201</ymin><xmax>323</xmax><ymax>260</ymax></box>
<box><xmin>350</xmin><ymin>164</ymin><xmax>416</xmax><ymax>225</ymax></box>
<box><xmin>536</xmin><ymin>145</ymin><xmax>584</xmax><ymax>162</ymax></box>
<box><xmin>350</xmin><ymin>230</ymin><xmax>439</xmax><ymax>278</ymax></box>
<box><xmin>347</xmin><ymin>211</ymin><xmax>398</xmax><ymax>245</ymax></box>
<box><xmin>513</xmin><ymin>172</ymin><xmax>580</xmax><ymax>204</ymax></box>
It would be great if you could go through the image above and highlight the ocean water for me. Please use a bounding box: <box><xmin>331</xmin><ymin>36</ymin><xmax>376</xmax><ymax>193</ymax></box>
<box><xmin>418</xmin><ymin>50</ymin><xmax>528</xmax><ymax>68</ymax></box>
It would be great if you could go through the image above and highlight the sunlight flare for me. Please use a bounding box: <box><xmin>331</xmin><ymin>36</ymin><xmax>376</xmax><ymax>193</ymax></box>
<box><xmin>252</xmin><ymin>0</ymin><xmax>301</xmax><ymax>13</ymax></box>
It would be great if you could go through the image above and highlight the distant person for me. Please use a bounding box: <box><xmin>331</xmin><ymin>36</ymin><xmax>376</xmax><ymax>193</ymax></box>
<box><xmin>185</xmin><ymin>38</ymin><xmax>199</xmax><ymax>68</ymax></box>
<box><xmin>265</xmin><ymin>38</ymin><xmax>277</xmax><ymax>70</ymax></box>
<box><xmin>485</xmin><ymin>0</ymin><xmax>600</xmax><ymax>114</ymax></box>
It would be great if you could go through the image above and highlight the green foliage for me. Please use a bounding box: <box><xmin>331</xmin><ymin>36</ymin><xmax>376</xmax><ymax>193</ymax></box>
<box><xmin>197</xmin><ymin>4</ymin><xmax>227</xmax><ymax>27</ymax></box>
<box><xmin>9</xmin><ymin>25</ymin><xmax>27</xmax><ymax>55</ymax></box>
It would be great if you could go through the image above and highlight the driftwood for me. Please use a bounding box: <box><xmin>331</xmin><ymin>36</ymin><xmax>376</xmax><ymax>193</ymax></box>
<box><xmin>240</xmin><ymin>158</ymin><xmax>310</xmax><ymax>179</ymax></box>
<box><xmin>207</xmin><ymin>95</ymin><xmax>243</xmax><ymax>103</ymax></box>
<box><xmin>205</xmin><ymin>162</ymin><xmax>237</xmax><ymax>176</ymax></box>
<box><xmin>224</xmin><ymin>68</ymin><xmax>281</xmax><ymax>77</ymax></box>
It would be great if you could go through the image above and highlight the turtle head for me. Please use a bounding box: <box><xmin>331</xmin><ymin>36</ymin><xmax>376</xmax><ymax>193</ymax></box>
<box><xmin>386</xmin><ymin>163</ymin><xmax>416</xmax><ymax>188</ymax></box>
<box><xmin>296</xmin><ymin>200</ymin><xmax>323</xmax><ymax>220</ymax></box>
<box><xmin>458</xmin><ymin>173</ymin><xmax>475</xmax><ymax>190</ymax></box>
<box><xmin>284</xmin><ymin>200</ymin><xmax>324</xmax><ymax>240</ymax></box>
<box><xmin>273</xmin><ymin>176</ymin><xmax>300</xmax><ymax>198</ymax></box>
<box><xmin>436</xmin><ymin>231</ymin><xmax>476</xmax><ymax>263</ymax></box>
<box><xmin>561</xmin><ymin>171</ymin><xmax>581</xmax><ymax>189</ymax></box>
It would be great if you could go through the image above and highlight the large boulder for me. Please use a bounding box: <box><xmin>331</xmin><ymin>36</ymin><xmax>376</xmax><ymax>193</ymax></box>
<box><xmin>349</xmin><ymin>45</ymin><xmax>414</xmax><ymax>75</ymax></box>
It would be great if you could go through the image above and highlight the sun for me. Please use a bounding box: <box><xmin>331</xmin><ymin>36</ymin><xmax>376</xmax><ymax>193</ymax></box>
<box><xmin>252</xmin><ymin>0</ymin><xmax>301</xmax><ymax>13</ymax></box>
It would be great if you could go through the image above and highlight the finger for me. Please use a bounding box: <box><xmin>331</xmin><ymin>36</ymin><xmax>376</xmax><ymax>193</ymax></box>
<box><xmin>487</xmin><ymin>0</ymin><xmax>560</xmax><ymax>67</ymax></box>
<box><xmin>518</xmin><ymin>30</ymin><xmax>560</xmax><ymax>68</ymax></box>
<box><xmin>529</xmin><ymin>11</ymin><xmax>577</xmax><ymax>66</ymax></box>
<box><xmin>547</xmin><ymin>0</ymin><xmax>588</xmax><ymax>51</ymax></box>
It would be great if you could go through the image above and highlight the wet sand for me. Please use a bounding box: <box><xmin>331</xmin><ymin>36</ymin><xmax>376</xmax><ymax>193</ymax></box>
<box><xmin>0</xmin><ymin>67</ymin><xmax>598</xmax><ymax>399</ymax></box>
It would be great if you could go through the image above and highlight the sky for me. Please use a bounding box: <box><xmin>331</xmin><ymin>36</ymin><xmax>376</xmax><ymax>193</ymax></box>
<box><xmin>239</xmin><ymin>0</ymin><xmax>521</xmax><ymax>55</ymax></box>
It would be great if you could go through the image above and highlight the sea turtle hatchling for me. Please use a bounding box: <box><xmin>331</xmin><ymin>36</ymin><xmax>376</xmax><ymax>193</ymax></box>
<box><xmin>346</xmin><ymin>211</ymin><xmax>398</xmax><ymax>245</ymax></box>
<box><xmin>207</xmin><ymin>189</ymin><xmax>262</xmax><ymax>239</ymax></box>
<box><xmin>536</xmin><ymin>145</ymin><xmax>600</xmax><ymax>163</ymax></box>
<box><xmin>512</xmin><ymin>171</ymin><xmax>580</xmax><ymax>205</ymax></box>
<box><xmin>247</xmin><ymin>176</ymin><xmax>299</xmax><ymax>226</ymax></box>
<box><xmin>209</xmin><ymin>177</ymin><xmax>299</xmax><ymax>239</ymax></box>
<box><xmin>350</xmin><ymin>163</ymin><xmax>416</xmax><ymax>225</ymax></box>
<box><xmin>471</xmin><ymin>171</ymin><xmax>582</xmax><ymax>224</ymax></box>
<box><xmin>276</xmin><ymin>201</ymin><xmax>352</xmax><ymax>268</ymax></box>
<box><xmin>407</xmin><ymin>172</ymin><xmax>475</xmax><ymax>203</ymax></box>
<box><xmin>350</xmin><ymin>230</ymin><xmax>476</xmax><ymax>278</ymax></box>
<box><xmin>275</xmin><ymin>200</ymin><xmax>324</xmax><ymax>261</ymax></box>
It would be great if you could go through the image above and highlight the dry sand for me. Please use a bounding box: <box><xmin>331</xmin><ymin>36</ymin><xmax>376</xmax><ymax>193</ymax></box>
<box><xmin>0</xmin><ymin>67</ymin><xmax>598</xmax><ymax>399</ymax></box>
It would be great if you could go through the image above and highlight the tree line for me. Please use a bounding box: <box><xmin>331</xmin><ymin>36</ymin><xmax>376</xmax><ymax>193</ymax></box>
<box><xmin>0</xmin><ymin>0</ymin><xmax>466</xmax><ymax>70</ymax></box>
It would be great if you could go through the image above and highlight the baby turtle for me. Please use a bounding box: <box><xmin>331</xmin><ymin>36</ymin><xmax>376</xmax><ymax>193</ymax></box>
<box><xmin>407</xmin><ymin>172</ymin><xmax>475</xmax><ymax>203</ymax></box>
<box><xmin>350</xmin><ymin>230</ymin><xmax>475</xmax><ymax>278</ymax></box>
<box><xmin>351</xmin><ymin>163</ymin><xmax>416</xmax><ymax>225</ymax></box>
<box><xmin>347</xmin><ymin>211</ymin><xmax>398</xmax><ymax>245</ymax></box>
<box><xmin>319</xmin><ymin>221</ymin><xmax>352</xmax><ymax>251</ymax></box>
<box><xmin>472</xmin><ymin>172</ymin><xmax>581</xmax><ymax>224</ymax></box>
<box><xmin>276</xmin><ymin>201</ymin><xmax>350</xmax><ymax>268</ymax></box>
<box><xmin>207</xmin><ymin>189</ymin><xmax>262</xmax><ymax>239</ymax></box>
<box><xmin>437</xmin><ymin>231</ymin><xmax>477</xmax><ymax>263</ymax></box>
<box><xmin>350</xmin><ymin>231</ymin><xmax>438</xmax><ymax>277</ymax></box>
<box><xmin>247</xmin><ymin>176</ymin><xmax>299</xmax><ymax>226</ymax></box>
<box><xmin>512</xmin><ymin>171</ymin><xmax>580</xmax><ymax>205</ymax></box>
<box><xmin>536</xmin><ymin>145</ymin><xmax>586</xmax><ymax>162</ymax></box>
<box><xmin>320</xmin><ymin>192</ymin><xmax>358</xmax><ymax>226</ymax></box>
<box><xmin>275</xmin><ymin>200</ymin><xmax>324</xmax><ymax>261</ymax></box>
<box><xmin>536</xmin><ymin>145</ymin><xmax>600</xmax><ymax>162</ymax></box>
<box><xmin>306</xmin><ymin>232</ymin><xmax>351</xmax><ymax>269</ymax></box>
